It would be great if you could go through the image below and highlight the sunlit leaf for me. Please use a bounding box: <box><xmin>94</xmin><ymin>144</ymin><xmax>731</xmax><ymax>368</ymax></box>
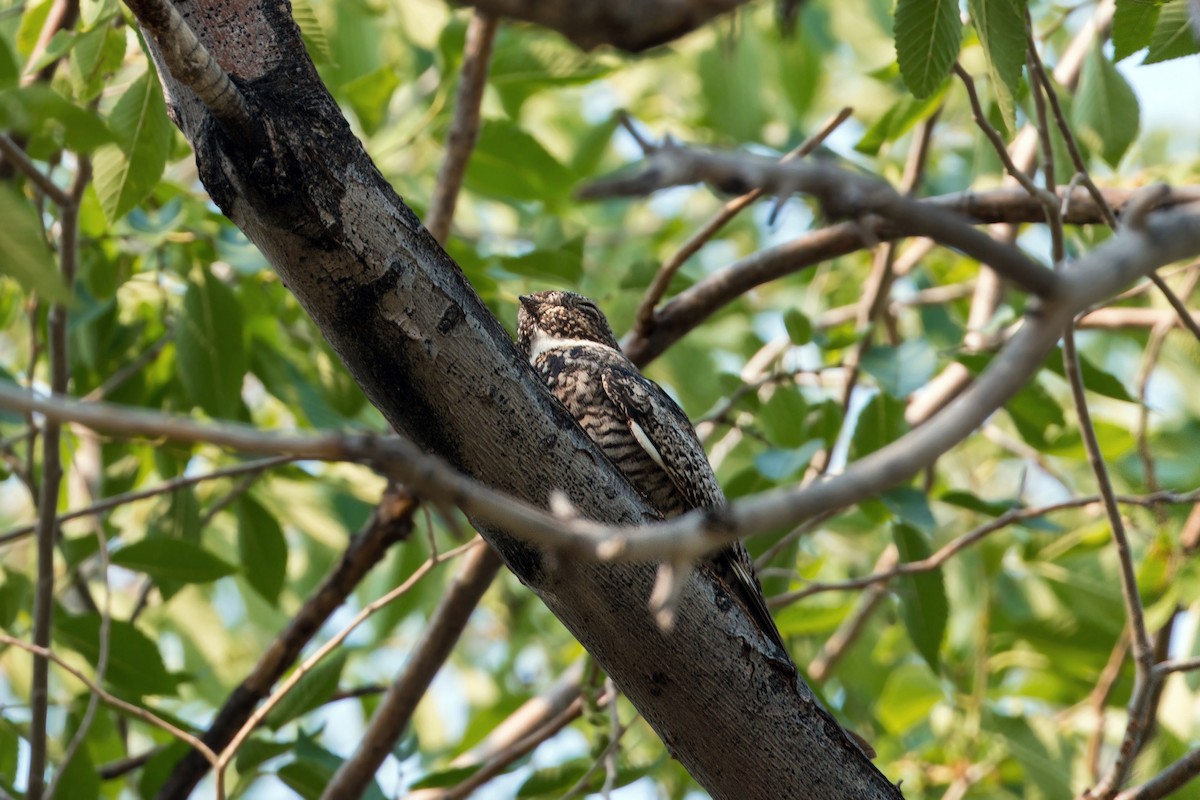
<box><xmin>53</xmin><ymin>613</ymin><xmax>177</xmax><ymax>696</ymax></box>
<box><xmin>968</xmin><ymin>0</ymin><xmax>1027</xmax><ymax>129</ymax></box>
<box><xmin>1072</xmin><ymin>45</ymin><xmax>1140</xmax><ymax>167</ymax></box>
<box><xmin>238</xmin><ymin>496</ymin><xmax>288</xmax><ymax>605</ymax></box>
<box><xmin>0</xmin><ymin>186</ymin><xmax>69</xmax><ymax>300</ymax></box>
<box><xmin>894</xmin><ymin>0</ymin><xmax>963</xmax><ymax>98</ymax></box>
<box><xmin>176</xmin><ymin>268</ymin><xmax>247</xmax><ymax>419</ymax></box>
<box><xmin>92</xmin><ymin>68</ymin><xmax>172</xmax><ymax>221</ymax></box>
<box><xmin>1144</xmin><ymin>0</ymin><xmax>1200</xmax><ymax>63</ymax></box>
<box><xmin>1113</xmin><ymin>0</ymin><xmax>1163</xmax><ymax>61</ymax></box>
<box><xmin>893</xmin><ymin>523</ymin><xmax>948</xmax><ymax>671</ymax></box>
<box><xmin>111</xmin><ymin>537</ymin><xmax>238</xmax><ymax>583</ymax></box>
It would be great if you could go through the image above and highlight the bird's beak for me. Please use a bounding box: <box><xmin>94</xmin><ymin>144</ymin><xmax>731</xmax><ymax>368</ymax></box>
<box><xmin>518</xmin><ymin>295</ymin><xmax>539</xmax><ymax>315</ymax></box>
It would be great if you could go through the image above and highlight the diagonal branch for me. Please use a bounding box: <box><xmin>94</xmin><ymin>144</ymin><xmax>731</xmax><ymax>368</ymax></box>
<box><xmin>581</xmin><ymin>144</ymin><xmax>1059</xmax><ymax>298</ymax></box>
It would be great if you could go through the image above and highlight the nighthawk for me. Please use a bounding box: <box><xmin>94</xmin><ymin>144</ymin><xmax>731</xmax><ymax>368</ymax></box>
<box><xmin>516</xmin><ymin>290</ymin><xmax>789</xmax><ymax>658</ymax></box>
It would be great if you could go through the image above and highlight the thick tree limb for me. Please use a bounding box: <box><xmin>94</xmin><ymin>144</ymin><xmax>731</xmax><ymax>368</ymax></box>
<box><xmin>123</xmin><ymin>0</ymin><xmax>895</xmax><ymax>794</ymax></box>
<box><xmin>622</xmin><ymin>185</ymin><xmax>1200</xmax><ymax>365</ymax></box>
<box><xmin>457</xmin><ymin>0</ymin><xmax>753</xmax><ymax>52</ymax></box>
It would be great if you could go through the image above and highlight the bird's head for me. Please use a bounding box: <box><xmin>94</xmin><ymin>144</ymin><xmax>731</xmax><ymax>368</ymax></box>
<box><xmin>516</xmin><ymin>290</ymin><xmax>622</xmax><ymax>359</ymax></box>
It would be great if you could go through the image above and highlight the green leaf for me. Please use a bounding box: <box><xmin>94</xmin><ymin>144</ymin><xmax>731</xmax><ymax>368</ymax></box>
<box><xmin>176</xmin><ymin>269</ymin><xmax>246</xmax><ymax>419</ymax></box>
<box><xmin>856</xmin><ymin>83</ymin><xmax>948</xmax><ymax>154</ymax></box>
<box><xmin>497</xmin><ymin>236</ymin><xmax>585</xmax><ymax>284</ymax></box>
<box><xmin>111</xmin><ymin>537</ymin><xmax>238</xmax><ymax>584</ymax></box>
<box><xmin>851</xmin><ymin>392</ymin><xmax>909</xmax><ymax>458</ymax></box>
<box><xmin>698</xmin><ymin>24</ymin><xmax>768</xmax><ymax>142</ymax></box>
<box><xmin>876</xmin><ymin>661</ymin><xmax>943</xmax><ymax>733</ymax></box>
<box><xmin>1042</xmin><ymin>348</ymin><xmax>1135</xmax><ymax>402</ymax></box>
<box><xmin>0</xmin><ymin>186</ymin><xmax>69</xmax><ymax>301</ymax></box>
<box><xmin>754</xmin><ymin>440</ymin><xmax>824</xmax><ymax>480</ymax></box>
<box><xmin>0</xmin><ymin>569</ymin><xmax>33</xmax><ymax>630</ymax></box>
<box><xmin>465</xmin><ymin>120</ymin><xmax>575</xmax><ymax>202</ymax></box>
<box><xmin>860</xmin><ymin>340</ymin><xmax>937</xmax><ymax>398</ymax></box>
<box><xmin>882</xmin><ymin>487</ymin><xmax>937</xmax><ymax>534</ymax></box>
<box><xmin>51</xmin><ymin>734</ymin><xmax>100</xmax><ymax>799</ymax></box>
<box><xmin>69</xmin><ymin>24</ymin><xmax>126</xmax><ymax>102</ymax></box>
<box><xmin>1113</xmin><ymin>0</ymin><xmax>1163</xmax><ymax>61</ymax></box>
<box><xmin>410</xmin><ymin>764</ymin><xmax>483</xmax><ymax>790</ymax></box>
<box><xmin>894</xmin><ymin>0</ymin><xmax>963</xmax><ymax>98</ymax></box>
<box><xmin>893</xmin><ymin>523</ymin><xmax>948</xmax><ymax>671</ymax></box>
<box><xmin>0</xmin><ymin>85</ymin><xmax>115</xmax><ymax>152</ymax></box>
<box><xmin>968</xmin><ymin>0</ymin><xmax>1027</xmax><ymax>130</ymax></box>
<box><xmin>53</xmin><ymin>613</ymin><xmax>177</xmax><ymax>696</ymax></box>
<box><xmin>237</xmin><ymin>497</ymin><xmax>287</xmax><ymax>605</ymax></box>
<box><xmin>759</xmin><ymin>385</ymin><xmax>808</xmax><ymax>448</ymax></box>
<box><xmin>16</xmin><ymin>0</ymin><xmax>54</xmax><ymax>57</ymax></box>
<box><xmin>342</xmin><ymin>66</ymin><xmax>400</xmax><ymax>135</ymax></box>
<box><xmin>265</xmin><ymin>651</ymin><xmax>348</xmax><ymax>729</ymax></box>
<box><xmin>92</xmin><ymin>68</ymin><xmax>172</xmax><ymax>222</ymax></box>
<box><xmin>293</xmin><ymin>0</ymin><xmax>334</xmax><ymax>66</ymax></box>
<box><xmin>0</xmin><ymin>39</ymin><xmax>17</xmax><ymax>91</ymax></box>
<box><xmin>517</xmin><ymin>761</ymin><xmax>589</xmax><ymax>796</ymax></box>
<box><xmin>1007</xmin><ymin>379</ymin><xmax>1065</xmax><ymax>448</ymax></box>
<box><xmin>988</xmin><ymin>713</ymin><xmax>1074</xmax><ymax>798</ymax></box>
<box><xmin>235</xmin><ymin>737</ymin><xmax>293</xmax><ymax>773</ymax></box>
<box><xmin>1144</xmin><ymin>0</ymin><xmax>1200</xmax><ymax>63</ymax></box>
<box><xmin>1072</xmin><ymin>44</ymin><xmax>1140</xmax><ymax>167</ymax></box>
<box><xmin>783</xmin><ymin>307</ymin><xmax>812</xmax><ymax>345</ymax></box>
<box><xmin>24</xmin><ymin>29</ymin><xmax>76</xmax><ymax>75</ymax></box>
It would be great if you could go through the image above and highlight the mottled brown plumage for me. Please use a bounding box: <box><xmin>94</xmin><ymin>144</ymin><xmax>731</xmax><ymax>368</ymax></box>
<box><xmin>516</xmin><ymin>290</ymin><xmax>789</xmax><ymax>658</ymax></box>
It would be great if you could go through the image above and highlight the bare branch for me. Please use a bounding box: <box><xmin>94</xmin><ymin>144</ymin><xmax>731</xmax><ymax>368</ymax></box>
<box><xmin>0</xmin><ymin>135</ymin><xmax>70</xmax><ymax>206</ymax></box>
<box><xmin>27</xmin><ymin>159</ymin><xmax>88</xmax><ymax>800</ymax></box>
<box><xmin>1114</xmin><ymin>748</ymin><xmax>1200</xmax><ymax>800</ymax></box>
<box><xmin>582</xmin><ymin>144</ymin><xmax>1060</xmax><ymax>298</ymax></box>
<box><xmin>623</xmin><ymin>185</ymin><xmax>1200</xmax><ymax>367</ymax></box>
<box><xmin>320</xmin><ymin>542</ymin><xmax>500</xmax><ymax>799</ymax></box>
<box><xmin>120</xmin><ymin>0</ymin><xmax>252</xmax><ymax>135</ymax></box>
<box><xmin>458</xmin><ymin>0</ymin><xmax>753</xmax><ymax>52</ymax></box>
<box><xmin>0</xmin><ymin>634</ymin><xmax>219</xmax><ymax>767</ymax></box>
<box><xmin>4</xmin><ymin>194</ymin><xmax>1200</xmax><ymax>570</ymax></box>
<box><xmin>426</xmin><ymin>11</ymin><xmax>498</xmax><ymax>245</ymax></box>
<box><xmin>157</xmin><ymin>487</ymin><xmax>418</xmax><ymax>797</ymax></box>
<box><xmin>217</xmin><ymin>539</ymin><xmax>483</xmax><ymax>792</ymax></box>
<box><xmin>628</xmin><ymin>107</ymin><xmax>853</xmax><ymax>341</ymax></box>
<box><xmin>0</xmin><ymin>456</ymin><xmax>296</xmax><ymax>546</ymax></box>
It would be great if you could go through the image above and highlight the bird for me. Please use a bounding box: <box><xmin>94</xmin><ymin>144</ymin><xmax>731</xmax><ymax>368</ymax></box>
<box><xmin>516</xmin><ymin>289</ymin><xmax>790</xmax><ymax>660</ymax></box>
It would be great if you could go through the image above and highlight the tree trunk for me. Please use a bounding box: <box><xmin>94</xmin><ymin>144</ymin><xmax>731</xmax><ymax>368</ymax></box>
<box><xmin>139</xmin><ymin>1</ymin><xmax>900</xmax><ymax>796</ymax></box>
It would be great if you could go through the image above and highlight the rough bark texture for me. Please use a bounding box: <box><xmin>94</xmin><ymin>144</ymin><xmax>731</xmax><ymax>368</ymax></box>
<box><xmin>458</xmin><ymin>0</ymin><xmax>753</xmax><ymax>52</ymax></box>
<box><xmin>140</xmin><ymin>1</ymin><xmax>901</xmax><ymax>797</ymax></box>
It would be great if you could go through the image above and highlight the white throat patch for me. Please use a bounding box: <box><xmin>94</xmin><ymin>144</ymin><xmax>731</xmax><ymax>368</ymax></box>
<box><xmin>527</xmin><ymin>328</ymin><xmax>622</xmax><ymax>364</ymax></box>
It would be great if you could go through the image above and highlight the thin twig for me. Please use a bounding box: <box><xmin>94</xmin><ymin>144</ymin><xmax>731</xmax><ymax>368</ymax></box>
<box><xmin>0</xmin><ymin>634</ymin><xmax>218</xmax><ymax>766</ymax></box>
<box><xmin>319</xmin><ymin>542</ymin><xmax>501</xmax><ymax>799</ymax></box>
<box><xmin>0</xmin><ymin>135</ymin><xmax>70</xmax><ymax>206</ymax></box>
<box><xmin>27</xmin><ymin>159</ymin><xmax>89</xmax><ymax>800</ymax></box>
<box><xmin>157</xmin><ymin>487</ymin><xmax>419</xmax><ymax>798</ymax></box>
<box><xmin>425</xmin><ymin>10</ymin><xmax>498</xmax><ymax>245</ymax></box>
<box><xmin>583</xmin><ymin>144</ymin><xmax>1059</xmax><ymax>299</ymax></box>
<box><xmin>441</xmin><ymin>696</ymin><xmax>592</xmax><ymax>800</ymax></box>
<box><xmin>772</xmin><ymin>488</ymin><xmax>1200</xmax><ymax>605</ymax></box>
<box><xmin>0</xmin><ymin>456</ymin><xmax>296</xmax><ymax>545</ymax></box>
<box><xmin>46</xmin><ymin>494</ymin><xmax>111</xmax><ymax>800</ymax></box>
<box><xmin>215</xmin><ymin>539</ymin><xmax>483</xmax><ymax>790</ymax></box>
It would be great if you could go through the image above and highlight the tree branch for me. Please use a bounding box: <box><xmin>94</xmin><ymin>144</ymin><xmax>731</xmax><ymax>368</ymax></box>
<box><xmin>156</xmin><ymin>487</ymin><xmax>419</xmax><ymax>798</ymax></box>
<box><xmin>321</xmin><ymin>542</ymin><xmax>501</xmax><ymax>799</ymax></box>
<box><xmin>457</xmin><ymin>0</ymin><xmax>753</xmax><ymax>52</ymax></box>
<box><xmin>582</xmin><ymin>144</ymin><xmax>1060</xmax><ymax>298</ymax></box>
